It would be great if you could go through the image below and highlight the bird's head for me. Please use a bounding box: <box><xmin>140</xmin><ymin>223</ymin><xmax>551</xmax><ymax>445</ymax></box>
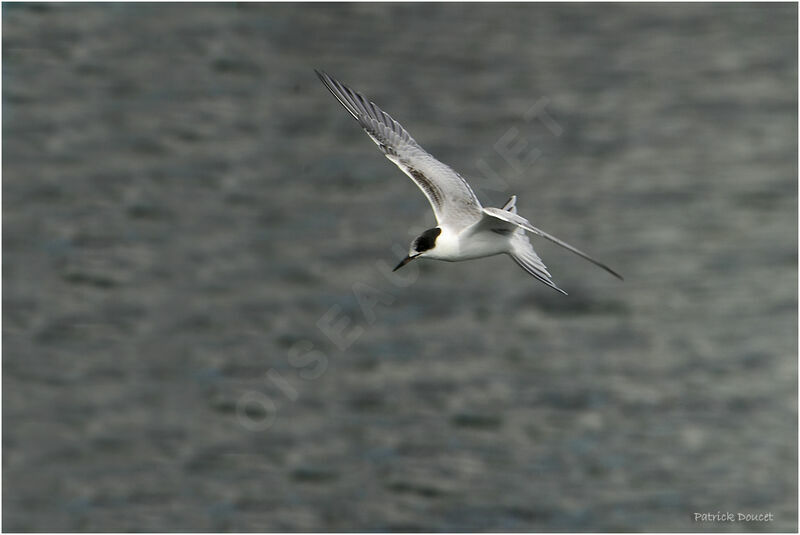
<box><xmin>393</xmin><ymin>227</ymin><xmax>442</xmax><ymax>271</ymax></box>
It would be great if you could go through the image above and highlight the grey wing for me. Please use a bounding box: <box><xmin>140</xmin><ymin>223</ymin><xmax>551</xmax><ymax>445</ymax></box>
<box><xmin>472</xmin><ymin>197</ymin><xmax>566</xmax><ymax>294</ymax></box>
<box><xmin>316</xmin><ymin>70</ymin><xmax>483</xmax><ymax>228</ymax></box>
<box><xmin>481</xmin><ymin>207</ymin><xmax>624</xmax><ymax>280</ymax></box>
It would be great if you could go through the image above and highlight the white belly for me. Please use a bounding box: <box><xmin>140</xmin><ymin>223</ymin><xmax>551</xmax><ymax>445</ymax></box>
<box><xmin>426</xmin><ymin>227</ymin><xmax>511</xmax><ymax>261</ymax></box>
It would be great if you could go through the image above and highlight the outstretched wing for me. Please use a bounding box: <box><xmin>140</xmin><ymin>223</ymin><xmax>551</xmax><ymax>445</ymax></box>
<box><xmin>316</xmin><ymin>70</ymin><xmax>483</xmax><ymax>229</ymax></box>
<box><xmin>481</xmin><ymin>206</ymin><xmax>624</xmax><ymax>280</ymax></box>
<box><xmin>487</xmin><ymin>196</ymin><xmax>567</xmax><ymax>294</ymax></box>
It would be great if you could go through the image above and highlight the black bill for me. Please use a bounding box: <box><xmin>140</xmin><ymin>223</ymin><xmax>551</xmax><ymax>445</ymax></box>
<box><xmin>393</xmin><ymin>254</ymin><xmax>419</xmax><ymax>272</ymax></box>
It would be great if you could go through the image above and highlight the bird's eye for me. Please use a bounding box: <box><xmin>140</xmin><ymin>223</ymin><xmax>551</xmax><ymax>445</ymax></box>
<box><xmin>413</xmin><ymin>228</ymin><xmax>441</xmax><ymax>252</ymax></box>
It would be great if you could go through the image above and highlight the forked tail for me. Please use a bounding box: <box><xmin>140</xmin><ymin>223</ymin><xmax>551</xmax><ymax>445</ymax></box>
<box><xmin>509</xmin><ymin>238</ymin><xmax>567</xmax><ymax>295</ymax></box>
<box><xmin>503</xmin><ymin>196</ymin><xmax>568</xmax><ymax>295</ymax></box>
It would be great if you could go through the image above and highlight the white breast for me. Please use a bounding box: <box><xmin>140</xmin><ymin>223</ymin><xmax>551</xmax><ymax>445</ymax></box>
<box><xmin>426</xmin><ymin>226</ymin><xmax>511</xmax><ymax>261</ymax></box>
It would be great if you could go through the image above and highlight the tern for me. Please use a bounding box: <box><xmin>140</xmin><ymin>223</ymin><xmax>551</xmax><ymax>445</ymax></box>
<box><xmin>316</xmin><ymin>70</ymin><xmax>622</xmax><ymax>294</ymax></box>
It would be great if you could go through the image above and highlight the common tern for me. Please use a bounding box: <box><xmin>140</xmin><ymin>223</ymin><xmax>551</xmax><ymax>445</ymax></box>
<box><xmin>316</xmin><ymin>70</ymin><xmax>622</xmax><ymax>294</ymax></box>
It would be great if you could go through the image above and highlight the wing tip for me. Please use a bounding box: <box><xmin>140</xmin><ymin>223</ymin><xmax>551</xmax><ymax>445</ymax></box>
<box><xmin>498</xmin><ymin>209</ymin><xmax>624</xmax><ymax>282</ymax></box>
<box><xmin>315</xmin><ymin>69</ymin><xmax>340</xmax><ymax>94</ymax></box>
<box><xmin>547</xmin><ymin>280</ymin><xmax>569</xmax><ymax>296</ymax></box>
<box><xmin>602</xmin><ymin>264</ymin><xmax>624</xmax><ymax>281</ymax></box>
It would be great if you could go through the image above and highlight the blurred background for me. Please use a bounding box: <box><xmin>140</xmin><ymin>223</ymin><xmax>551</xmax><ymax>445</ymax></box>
<box><xmin>3</xmin><ymin>3</ymin><xmax>797</xmax><ymax>532</ymax></box>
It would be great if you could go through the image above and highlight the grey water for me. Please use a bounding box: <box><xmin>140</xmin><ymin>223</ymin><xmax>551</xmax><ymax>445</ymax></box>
<box><xmin>3</xmin><ymin>3</ymin><xmax>797</xmax><ymax>532</ymax></box>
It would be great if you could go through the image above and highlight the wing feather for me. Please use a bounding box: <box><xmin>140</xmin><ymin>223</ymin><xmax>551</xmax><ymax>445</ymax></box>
<box><xmin>316</xmin><ymin>70</ymin><xmax>482</xmax><ymax>228</ymax></box>
<box><xmin>482</xmin><ymin>207</ymin><xmax>623</xmax><ymax>280</ymax></box>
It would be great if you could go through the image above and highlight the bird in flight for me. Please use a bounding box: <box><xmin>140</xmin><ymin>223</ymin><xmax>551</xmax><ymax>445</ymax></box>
<box><xmin>315</xmin><ymin>70</ymin><xmax>622</xmax><ymax>294</ymax></box>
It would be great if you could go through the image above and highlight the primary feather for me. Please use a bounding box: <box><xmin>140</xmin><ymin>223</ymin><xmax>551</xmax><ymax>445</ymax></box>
<box><xmin>315</xmin><ymin>70</ymin><xmax>483</xmax><ymax>229</ymax></box>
